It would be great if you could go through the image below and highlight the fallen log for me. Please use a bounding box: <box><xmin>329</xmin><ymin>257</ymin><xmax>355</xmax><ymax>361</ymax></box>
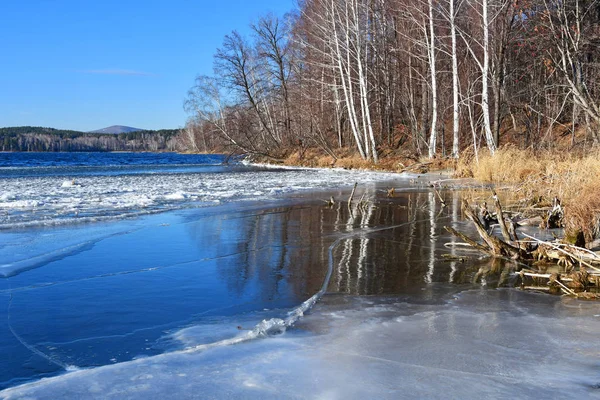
<box><xmin>445</xmin><ymin>199</ymin><xmax>527</xmax><ymax>260</ymax></box>
<box><xmin>444</xmin><ymin>226</ymin><xmax>490</xmax><ymax>254</ymax></box>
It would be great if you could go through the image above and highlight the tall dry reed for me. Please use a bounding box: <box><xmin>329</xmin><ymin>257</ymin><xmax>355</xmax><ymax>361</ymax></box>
<box><xmin>457</xmin><ymin>146</ymin><xmax>600</xmax><ymax>240</ymax></box>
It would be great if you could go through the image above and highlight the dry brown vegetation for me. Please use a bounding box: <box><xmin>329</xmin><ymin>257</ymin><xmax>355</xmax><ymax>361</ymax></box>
<box><xmin>456</xmin><ymin>146</ymin><xmax>600</xmax><ymax>242</ymax></box>
<box><xmin>270</xmin><ymin>147</ymin><xmax>455</xmax><ymax>173</ymax></box>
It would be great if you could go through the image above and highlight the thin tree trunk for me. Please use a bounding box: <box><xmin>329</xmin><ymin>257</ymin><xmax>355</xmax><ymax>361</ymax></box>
<box><xmin>331</xmin><ymin>0</ymin><xmax>367</xmax><ymax>159</ymax></box>
<box><xmin>427</xmin><ymin>0</ymin><xmax>438</xmax><ymax>158</ymax></box>
<box><xmin>450</xmin><ymin>0</ymin><xmax>460</xmax><ymax>158</ymax></box>
<box><xmin>482</xmin><ymin>0</ymin><xmax>497</xmax><ymax>154</ymax></box>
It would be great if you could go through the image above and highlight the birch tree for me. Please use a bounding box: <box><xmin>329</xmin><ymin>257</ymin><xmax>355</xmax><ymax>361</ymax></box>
<box><xmin>215</xmin><ymin>31</ymin><xmax>281</xmax><ymax>149</ymax></box>
<box><xmin>426</xmin><ymin>0</ymin><xmax>439</xmax><ymax>158</ymax></box>
<box><xmin>481</xmin><ymin>0</ymin><xmax>497</xmax><ymax>153</ymax></box>
<box><xmin>252</xmin><ymin>14</ymin><xmax>293</xmax><ymax>140</ymax></box>
<box><xmin>456</xmin><ymin>0</ymin><xmax>497</xmax><ymax>154</ymax></box>
<box><xmin>449</xmin><ymin>0</ymin><xmax>461</xmax><ymax>157</ymax></box>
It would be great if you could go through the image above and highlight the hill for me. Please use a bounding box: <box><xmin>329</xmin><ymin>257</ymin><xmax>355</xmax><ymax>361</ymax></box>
<box><xmin>0</xmin><ymin>126</ymin><xmax>181</xmax><ymax>152</ymax></box>
<box><xmin>89</xmin><ymin>125</ymin><xmax>143</xmax><ymax>134</ymax></box>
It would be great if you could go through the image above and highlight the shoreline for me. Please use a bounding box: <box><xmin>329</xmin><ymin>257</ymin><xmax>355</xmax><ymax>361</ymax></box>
<box><xmin>2</xmin><ymin>152</ymin><xmax>599</xmax><ymax>397</ymax></box>
<box><xmin>0</xmin><ymin>193</ymin><xmax>600</xmax><ymax>400</ymax></box>
<box><xmin>2</xmin><ymin>188</ymin><xmax>599</xmax><ymax>397</ymax></box>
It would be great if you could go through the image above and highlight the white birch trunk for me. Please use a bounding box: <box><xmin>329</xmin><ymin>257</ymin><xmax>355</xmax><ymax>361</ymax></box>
<box><xmin>330</xmin><ymin>0</ymin><xmax>367</xmax><ymax>159</ymax></box>
<box><xmin>482</xmin><ymin>0</ymin><xmax>497</xmax><ymax>154</ymax></box>
<box><xmin>450</xmin><ymin>0</ymin><xmax>460</xmax><ymax>158</ymax></box>
<box><xmin>353</xmin><ymin>0</ymin><xmax>378</xmax><ymax>162</ymax></box>
<box><xmin>427</xmin><ymin>0</ymin><xmax>438</xmax><ymax>159</ymax></box>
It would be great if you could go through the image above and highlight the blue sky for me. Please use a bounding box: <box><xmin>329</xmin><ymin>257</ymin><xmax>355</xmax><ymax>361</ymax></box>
<box><xmin>0</xmin><ymin>0</ymin><xmax>295</xmax><ymax>131</ymax></box>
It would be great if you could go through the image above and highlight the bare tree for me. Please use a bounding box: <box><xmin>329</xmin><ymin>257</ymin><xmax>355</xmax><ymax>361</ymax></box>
<box><xmin>543</xmin><ymin>0</ymin><xmax>600</xmax><ymax>140</ymax></box>
<box><xmin>252</xmin><ymin>14</ymin><xmax>293</xmax><ymax>140</ymax></box>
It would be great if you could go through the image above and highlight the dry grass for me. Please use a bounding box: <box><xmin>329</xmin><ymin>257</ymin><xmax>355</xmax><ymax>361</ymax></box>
<box><xmin>280</xmin><ymin>147</ymin><xmax>413</xmax><ymax>171</ymax></box>
<box><xmin>457</xmin><ymin>145</ymin><xmax>600</xmax><ymax>240</ymax></box>
<box><xmin>280</xmin><ymin>147</ymin><xmax>456</xmax><ymax>172</ymax></box>
<box><xmin>565</xmin><ymin>185</ymin><xmax>600</xmax><ymax>242</ymax></box>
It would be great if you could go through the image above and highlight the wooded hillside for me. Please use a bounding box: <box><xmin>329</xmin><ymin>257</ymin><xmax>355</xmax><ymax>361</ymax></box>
<box><xmin>0</xmin><ymin>127</ymin><xmax>181</xmax><ymax>152</ymax></box>
<box><xmin>182</xmin><ymin>0</ymin><xmax>600</xmax><ymax>161</ymax></box>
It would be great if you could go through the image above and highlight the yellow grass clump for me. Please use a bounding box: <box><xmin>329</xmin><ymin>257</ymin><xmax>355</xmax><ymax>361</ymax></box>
<box><xmin>457</xmin><ymin>145</ymin><xmax>600</xmax><ymax>241</ymax></box>
<box><xmin>564</xmin><ymin>184</ymin><xmax>600</xmax><ymax>242</ymax></box>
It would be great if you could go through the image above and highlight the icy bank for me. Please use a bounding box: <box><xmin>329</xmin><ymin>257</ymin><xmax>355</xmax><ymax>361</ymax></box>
<box><xmin>2</xmin><ymin>290</ymin><xmax>599</xmax><ymax>399</ymax></box>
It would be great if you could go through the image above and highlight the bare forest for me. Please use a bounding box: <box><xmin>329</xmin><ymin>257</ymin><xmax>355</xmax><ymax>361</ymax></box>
<box><xmin>0</xmin><ymin>127</ymin><xmax>180</xmax><ymax>152</ymax></box>
<box><xmin>182</xmin><ymin>0</ymin><xmax>600</xmax><ymax>162</ymax></box>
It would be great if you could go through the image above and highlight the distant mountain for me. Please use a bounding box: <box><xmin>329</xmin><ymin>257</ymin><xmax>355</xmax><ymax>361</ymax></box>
<box><xmin>89</xmin><ymin>125</ymin><xmax>143</xmax><ymax>134</ymax></box>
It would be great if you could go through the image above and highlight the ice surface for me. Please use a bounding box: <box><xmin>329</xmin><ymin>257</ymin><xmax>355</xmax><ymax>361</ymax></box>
<box><xmin>0</xmin><ymin>166</ymin><xmax>409</xmax><ymax>229</ymax></box>
<box><xmin>1</xmin><ymin>290</ymin><xmax>599</xmax><ymax>399</ymax></box>
<box><xmin>60</xmin><ymin>180</ymin><xmax>80</xmax><ymax>188</ymax></box>
<box><xmin>0</xmin><ymin>223</ymin><xmax>138</xmax><ymax>278</ymax></box>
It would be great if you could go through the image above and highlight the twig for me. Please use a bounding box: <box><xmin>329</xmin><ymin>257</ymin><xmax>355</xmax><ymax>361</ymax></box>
<box><xmin>491</xmin><ymin>190</ymin><xmax>513</xmax><ymax>242</ymax></box>
<box><xmin>553</xmin><ymin>278</ymin><xmax>577</xmax><ymax>296</ymax></box>
<box><xmin>433</xmin><ymin>187</ymin><xmax>447</xmax><ymax>207</ymax></box>
<box><xmin>444</xmin><ymin>226</ymin><xmax>490</xmax><ymax>253</ymax></box>
<box><xmin>520</xmin><ymin>272</ymin><xmax>555</xmax><ymax>279</ymax></box>
<box><xmin>523</xmin><ymin>286</ymin><xmax>551</xmax><ymax>291</ymax></box>
<box><xmin>348</xmin><ymin>182</ymin><xmax>358</xmax><ymax>216</ymax></box>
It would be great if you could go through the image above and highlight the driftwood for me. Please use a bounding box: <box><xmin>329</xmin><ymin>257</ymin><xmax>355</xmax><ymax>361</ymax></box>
<box><xmin>519</xmin><ymin>268</ymin><xmax>600</xmax><ymax>298</ymax></box>
<box><xmin>444</xmin><ymin>226</ymin><xmax>489</xmax><ymax>253</ymax></box>
<box><xmin>445</xmin><ymin>195</ymin><xmax>600</xmax><ymax>298</ymax></box>
<box><xmin>492</xmin><ymin>190</ymin><xmax>513</xmax><ymax>242</ymax></box>
<box><xmin>524</xmin><ymin>233</ymin><xmax>600</xmax><ymax>272</ymax></box>
<box><xmin>445</xmin><ymin>199</ymin><xmax>527</xmax><ymax>259</ymax></box>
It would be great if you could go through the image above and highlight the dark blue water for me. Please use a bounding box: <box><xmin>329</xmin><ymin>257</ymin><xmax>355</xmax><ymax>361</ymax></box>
<box><xmin>0</xmin><ymin>201</ymin><xmax>336</xmax><ymax>389</ymax></box>
<box><xmin>0</xmin><ymin>152</ymin><xmax>251</xmax><ymax>178</ymax></box>
<box><xmin>0</xmin><ymin>152</ymin><xmax>409</xmax><ymax>390</ymax></box>
<box><xmin>0</xmin><ymin>152</ymin><xmax>227</xmax><ymax>168</ymax></box>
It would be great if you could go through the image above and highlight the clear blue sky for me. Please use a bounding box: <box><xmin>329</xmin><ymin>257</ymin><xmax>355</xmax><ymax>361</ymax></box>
<box><xmin>0</xmin><ymin>0</ymin><xmax>295</xmax><ymax>131</ymax></box>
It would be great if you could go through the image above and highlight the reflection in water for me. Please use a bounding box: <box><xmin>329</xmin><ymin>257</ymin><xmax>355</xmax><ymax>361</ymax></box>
<box><xmin>325</xmin><ymin>189</ymin><xmax>519</xmax><ymax>296</ymax></box>
<box><xmin>183</xmin><ymin>205</ymin><xmax>335</xmax><ymax>305</ymax></box>
<box><xmin>186</xmin><ymin>187</ymin><xmax>520</xmax><ymax>303</ymax></box>
<box><xmin>448</xmin><ymin>194</ymin><xmax>460</xmax><ymax>283</ymax></box>
<box><xmin>177</xmin><ymin>185</ymin><xmax>523</xmax><ymax>376</ymax></box>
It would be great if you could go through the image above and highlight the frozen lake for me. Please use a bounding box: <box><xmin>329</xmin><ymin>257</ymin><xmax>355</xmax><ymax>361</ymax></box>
<box><xmin>1</xmin><ymin>153</ymin><xmax>599</xmax><ymax>398</ymax></box>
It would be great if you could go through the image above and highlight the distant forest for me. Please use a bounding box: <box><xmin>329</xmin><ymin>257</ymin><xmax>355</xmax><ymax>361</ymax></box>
<box><xmin>0</xmin><ymin>126</ymin><xmax>181</xmax><ymax>152</ymax></box>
